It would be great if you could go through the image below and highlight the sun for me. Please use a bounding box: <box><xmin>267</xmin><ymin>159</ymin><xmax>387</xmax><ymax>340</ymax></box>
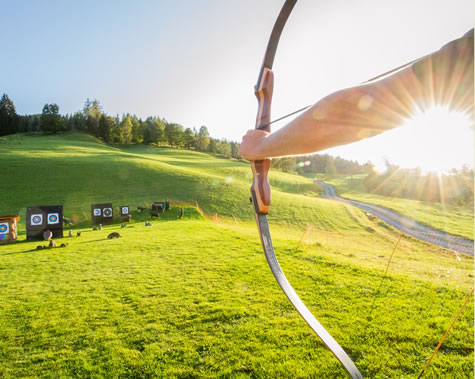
<box><xmin>324</xmin><ymin>105</ymin><xmax>473</xmax><ymax>174</ymax></box>
<box><xmin>396</xmin><ymin>106</ymin><xmax>473</xmax><ymax>173</ymax></box>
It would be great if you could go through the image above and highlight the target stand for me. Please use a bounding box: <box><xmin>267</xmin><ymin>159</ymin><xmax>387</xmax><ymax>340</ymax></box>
<box><xmin>119</xmin><ymin>206</ymin><xmax>131</xmax><ymax>222</ymax></box>
<box><xmin>0</xmin><ymin>215</ymin><xmax>20</xmax><ymax>243</ymax></box>
<box><xmin>26</xmin><ymin>206</ymin><xmax>63</xmax><ymax>240</ymax></box>
<box><xmin>91</xmin><ymin>203</ymin><xmax>113</xmax><ymax>225</ymax></box>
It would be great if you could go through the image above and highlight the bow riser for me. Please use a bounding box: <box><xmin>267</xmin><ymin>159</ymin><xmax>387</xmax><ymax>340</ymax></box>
<box><xmin>251</xmin><ymin>67</ymin><xmax>273</xmax><ymax>214</ymax></box>
<box><xmin>250</xmin><ymin>159</ymin><xmax>271</xmax><ymax>214</ymax></box>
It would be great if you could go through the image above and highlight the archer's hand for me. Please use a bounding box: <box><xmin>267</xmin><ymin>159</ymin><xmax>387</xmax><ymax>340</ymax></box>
<box><xmin>239</xmin><ymin>129</ymin><xmax>270</xmax><ymax>161</ymax></box>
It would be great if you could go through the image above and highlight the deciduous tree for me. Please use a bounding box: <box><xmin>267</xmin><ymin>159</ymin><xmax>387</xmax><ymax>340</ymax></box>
<box><xmin>120</xmin><ymin>116</ymin><xmax>133</xmax><ymax>144</ymax></box>
<box><xmin>195</xmin><ymin>125</ymin><xmax>210</xmax><ymax>151</ymax></box>
<box><xmin>183</xmin><ymin>128</ymin><xmax>195</xmax><ymax>149</ymax></box>
<box><xmin>40</xmin><ymin>103</ymin><xmax>65</xmax><ymax>134</ymax></box>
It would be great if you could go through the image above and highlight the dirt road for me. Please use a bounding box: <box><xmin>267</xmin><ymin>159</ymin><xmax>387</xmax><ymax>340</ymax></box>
<box><xmin>316</xmin><ymin>180</ymin><xmax>474</xmax><ymax>256</ymax></box>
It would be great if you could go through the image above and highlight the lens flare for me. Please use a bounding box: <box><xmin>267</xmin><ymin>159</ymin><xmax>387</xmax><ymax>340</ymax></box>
<box><xmin>399</xmin><ymin>105</ymin><xmax>473</xmax><ymax>173</ymax></box>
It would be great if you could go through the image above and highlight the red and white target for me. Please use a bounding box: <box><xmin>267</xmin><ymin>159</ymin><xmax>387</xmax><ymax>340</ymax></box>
<box><xmin>31</xmin><ymin>214</ymin><xmax>43</xmax><ymax>226</ymax></box>
<box><xmin>93</xmin><ymin>209</ymin><xmax>101</xmax><ymax>216</ymax></box>
<box><xmin>47</xmin><ymin>213</ymin><xmax>59</xmax><ymax>225</ymax></box>
<box><xmin>0</xmin><ymin>222</ymin><xmax>9</xmax><ymax>234</ymax></box>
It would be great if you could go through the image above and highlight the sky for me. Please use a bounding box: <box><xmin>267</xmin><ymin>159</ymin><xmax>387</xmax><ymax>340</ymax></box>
<box><xmin>1</xmin><ymin>0</ymin><xmax>473</xmax><ymax>171</ymax></box>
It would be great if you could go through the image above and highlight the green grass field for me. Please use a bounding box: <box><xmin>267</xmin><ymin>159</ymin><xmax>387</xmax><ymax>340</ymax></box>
<box><xmin>0</xmin><ymin>133</ymin><xmax>473</xmax><ymax>378</ymax></box>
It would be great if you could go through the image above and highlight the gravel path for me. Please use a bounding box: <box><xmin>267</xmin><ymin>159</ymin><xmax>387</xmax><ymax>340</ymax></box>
<box><xmin>316</xmin><ymin>180</ymin><xmax>474</xmax><ymax>256</ymax></box>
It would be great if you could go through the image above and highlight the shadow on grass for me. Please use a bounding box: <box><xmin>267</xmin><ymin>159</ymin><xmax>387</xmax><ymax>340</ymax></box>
<box><xmin>0</xmin><ymin>244</ymin><xmax>70</xmax><ymax>256</ymax></box>
<box><xmin>79</xmin><ymin>239</ymin><xmax>110</xmax><ymax>245</ymax></box>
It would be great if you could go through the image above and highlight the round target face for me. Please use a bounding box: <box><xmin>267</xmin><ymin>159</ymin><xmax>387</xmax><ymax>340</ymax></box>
<box><xmin>93</xmin><ymin>209</ymin><xmax>101</xmax><ymax>216</ymax></box>
<box><xmin>31</xmin><ymin>214</ymin><xmax>43</xmax><ymax>225</ymax></box>
<box><xmin>103</xmin><ymin>208</ymin><xmax>113</xmax><ymax>217</ymax></box>
<box><xmin>121</xmin><ymin>207</ymin><xmax>129</xmax><ymax>215</ymax></box>
<box><xmin>0</xmin><ymin>223</ymin><xmax>9</xmax><ymax>234</ymax></box>
<box><xmin>47</xmin><ymin>213</ymin><xmax>59</xmax><ymax>224</ymax></box>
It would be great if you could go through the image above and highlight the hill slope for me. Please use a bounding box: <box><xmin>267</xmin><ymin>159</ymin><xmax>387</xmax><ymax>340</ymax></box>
<box><xmin>0</xmin><ymin>133</ymin><xmax>473</xmax><ymax>377</ymax></box>
<box><xmin>0</xmin><ymin>133</ymin><xmax>367</xmax><ymax>233</ymax></box>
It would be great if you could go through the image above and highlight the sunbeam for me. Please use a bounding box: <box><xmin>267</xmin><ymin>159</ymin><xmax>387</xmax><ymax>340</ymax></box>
<box><xmin>399</xmin><ymin>105</ymin><xmax>473</xmax><ymax>173</ymax></box>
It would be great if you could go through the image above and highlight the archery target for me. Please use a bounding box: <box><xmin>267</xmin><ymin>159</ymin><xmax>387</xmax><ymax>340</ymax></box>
<box><xmin>0</xmin><ymin>223</ymin><xmax>9</xmax><ymax>234</ymax></box>
<box><xmin>47</xmin><ymin>213</ymin><xmax>59</xmax><ymax>225</ymax></box>
<box><xmin>121</xmin><ymin>207</ymin><xmax>129</xmax><ymax>215</ymax></box>
<box><xmin>31</xmin><ymin>214</ymin><xmax>43</xmax><ymax>226</ymax></box>
<box><xmin>103</xmin><ymin>208</ymin><xmax>113</xmax><ymax>217</ymax></box>
<box><xmin>93</xmin><ymin>208</ymin><xmax>101</xmax><ymax>216</ymax></box>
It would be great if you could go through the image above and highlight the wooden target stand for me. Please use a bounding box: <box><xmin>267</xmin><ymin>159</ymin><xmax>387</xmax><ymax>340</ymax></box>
<box><xmin>26</xmin><ymin>205</ymin><xmax>63</xmax><ymax>240</ymax></box>
<box><xmin>119</xmin><ymin>206</ymin><xmax>131</xmax><ymax>222</ymax></box>
<box><xmin>91</xmin><ymin>203</ymin><xmax>114</xmax><ymax>225</ymax></box>
<box><xmin>0</xmin><ymin>215</ymin><xmax>20</xmax><ymax>243</ymax></box>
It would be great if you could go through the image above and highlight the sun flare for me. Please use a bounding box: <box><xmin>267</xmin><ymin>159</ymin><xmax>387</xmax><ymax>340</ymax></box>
<box><xmin>325</xmin><ymin>105</ymin><xmax>473</xmax><ymax>175</ymax></box>
<box><xmin>396</xmin><ymin>106</ymin><xmax>473</xmax><ymax>173</ymax></box>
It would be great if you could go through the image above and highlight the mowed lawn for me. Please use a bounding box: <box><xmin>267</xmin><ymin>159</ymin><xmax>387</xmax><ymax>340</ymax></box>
<box><xmin>0</xmin><ymin>133</ymin><xmax>473</xmax><ymax>377</ymax></box>
<box><xmin>0</xmin><ymin>219</ymin><xmax>473</xmax><ymax>378</ymax></box>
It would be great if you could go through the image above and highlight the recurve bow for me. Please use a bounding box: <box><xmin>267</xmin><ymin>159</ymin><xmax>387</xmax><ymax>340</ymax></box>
<box><xmin>250</xmin><ymin>1</ymin><xmax>363</xmax><ymax>377</ymax></box>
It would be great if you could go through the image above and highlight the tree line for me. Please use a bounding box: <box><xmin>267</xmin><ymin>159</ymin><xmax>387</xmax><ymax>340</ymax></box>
<box><xmin>0</xmin><ymin>94</ymin><xmax>240</xmax><ymax>159</ymax></box>
<box><xmin>272</xmin><ymin>154</ymin><xmax>371</xmax><ymax>176</ymax></box>
<box><xmin>0</xmin><ymin>93</ymin><xmax>367</xmax><ymax>174</ymax></box>
<box><xmin>363</xmin><ymin>161</ymin><xmax>474</xmax><ymax>206</ymax></box>
<box><xmin>3</xmin><ymin>93</ymin><xmax>470</xmax><ymax>206</ymax></box>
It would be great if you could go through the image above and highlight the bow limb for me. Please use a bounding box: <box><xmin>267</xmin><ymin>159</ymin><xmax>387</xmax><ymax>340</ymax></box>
<box><xmin>250</xmin><ymin>1</ymin><xmax>363</xmax><ymax>378</ymax></box>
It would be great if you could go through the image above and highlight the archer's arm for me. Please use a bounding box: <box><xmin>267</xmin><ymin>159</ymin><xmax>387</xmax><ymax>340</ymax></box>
<box><xmin>240</xmin><ymin>29</ymin><xmax>473</xmax><ymax>161</ymax></box>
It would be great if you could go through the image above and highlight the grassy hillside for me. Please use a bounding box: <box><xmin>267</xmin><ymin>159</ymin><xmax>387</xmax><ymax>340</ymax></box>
<box><xmin>0</xmin><ymin>133</ymin><xmax>325</xmax><ymax>229</ymax></box>
<box><xmin>0</xmin><ymin>133</ymin><xmax>473</xmax><ymax>377</ymax></box>
<box><xmin>319</xmin><ymin>174</ymin><xmax>474</xmax><ymax>239</ymax></box>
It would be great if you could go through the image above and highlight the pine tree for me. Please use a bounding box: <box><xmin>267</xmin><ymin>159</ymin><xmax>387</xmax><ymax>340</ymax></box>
<box><xmin>98</xmin><ymin>115</ymin><xmax>113</xmax><ymax>143</ymax></box>
<box><xmin>143</xmin><ymin>125</ymin><xmax>152</xmax><ymax>144</ymax></box>
<box><xmin>0</xmin><ymin>94</ymin><xmax>19</xmax><ymax>136</ymax></box>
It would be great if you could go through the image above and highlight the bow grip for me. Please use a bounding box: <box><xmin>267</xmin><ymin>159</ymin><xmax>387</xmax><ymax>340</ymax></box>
<box><xmin>251</xmin><ymin>159</ymin><xmax>271</xmax><ymax>214</ymax></box>
<box><xmin>251</xmin><ymin>67</ymin><xmax>273</xmax><ymax>215</ymax></box>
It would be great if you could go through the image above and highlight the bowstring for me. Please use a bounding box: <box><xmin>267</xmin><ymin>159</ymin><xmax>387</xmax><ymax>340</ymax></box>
<box><xmin>264</xmin><ymin>55</ymin><xmax>423</xmax><ymax>128</ymax></box>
